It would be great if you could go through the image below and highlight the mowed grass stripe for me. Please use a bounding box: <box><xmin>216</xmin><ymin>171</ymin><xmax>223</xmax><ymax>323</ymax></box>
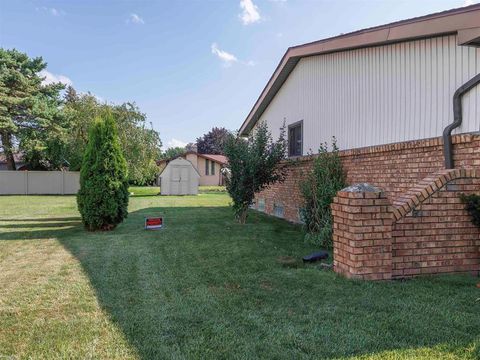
<box><xmin>0</xmin><ymin>192</ymin><xmax>478</xmax><ymax>359</ymax></box>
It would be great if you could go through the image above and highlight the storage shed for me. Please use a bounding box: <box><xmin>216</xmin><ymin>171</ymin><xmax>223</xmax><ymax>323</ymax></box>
<box><xmin>159</xmin><ymin>158</ymin><xmax>200</xmax><ymax>195</ymax></box>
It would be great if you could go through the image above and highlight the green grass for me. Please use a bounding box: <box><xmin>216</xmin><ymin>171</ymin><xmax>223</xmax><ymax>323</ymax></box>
<box><xmin>129</xmin><ymin>185</ymin><xmax>226</xmax><ymax>197</ymax></box>
<box><xmin>198</xmin><ymin>185</ymin><xmax>226</xmax><ymax>193</ymax></box>
<box><xmin>0</xmin><ymin>192</ymin><xmax>479</xmax><ymax>359</ymax></box>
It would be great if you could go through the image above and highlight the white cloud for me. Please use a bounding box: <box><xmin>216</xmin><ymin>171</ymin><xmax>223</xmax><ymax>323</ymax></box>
<box><xmin>127</xmin><ymin>13</ymin><xmax>145</xmax><ymax>24</ymax></box>
<box><xmin>239</xmin><ymin>0</ymin><xmax>262</xmax><ymax>25</ymax></box>
<box><xmin>167</xmin><ymin>138</ymin><xmax>188</xmax><ymax>148</ymax></box>
<box><xmin>36</xmin><ymin>7</ymin><xmax>65</xmax><ymax>16</ymax></box>
<box><xmin>211</xmin><ymin>43</ymin><xmax>256</xmax><ymax>67</ymax></box>
<box><xmin>211</xmin><ymin>43</ymin><xmax>238</xmax><ymax>66</ymax></box>
<box><xmin>39</xmin><ymin>70</ymin><xmax>73</xmax><ymax>86</ymax></box>
<box><xmin>464</xmin><ymin>0</ymin><xmax>477</xmax><ymax>5</ymax></box>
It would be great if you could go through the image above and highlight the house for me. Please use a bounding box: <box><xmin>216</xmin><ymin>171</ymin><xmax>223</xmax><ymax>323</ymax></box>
<box><xmin>159</xmin><ymin>157</ymin><xmax>200</xmax><ymax>195</ymax></box>
<box><xmin>157</xmin><ymin>151</ymin><xmax>227</xmax><ymax>186</ymax></box>
<box><xmin>0</xmin><ymin>152</ymin><xmax>26</xmax><ymax>170</ymax></box>
<box><xmin>240</xmin><ymin>5</ymin><xmax>480</xmax><ymax>279</ymax></box>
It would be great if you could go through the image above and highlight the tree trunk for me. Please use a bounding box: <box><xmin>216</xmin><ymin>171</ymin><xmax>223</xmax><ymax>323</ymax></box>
<box><xmin>238</xmin><ymin>207</ymin><xmax>248</xmax><ymax>224</ymax></box>
<box><xmin>0</xmin><ymin>131</ymin><xmax>16</xmax><ymax>170</ymax></box>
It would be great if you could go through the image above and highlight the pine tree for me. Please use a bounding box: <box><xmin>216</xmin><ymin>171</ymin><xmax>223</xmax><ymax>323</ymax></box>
<box><xmin>77</xmin><ymin>111</ymin><xmax>129</xmax><ymax>231</ymax></box>
<box><xmin>64</xmin><ymin>85</ymin><xmax>78</xmax><ymax>103</ymax></box>
<box><xmin>0</xmin><ymin>48</ymin><xmax>64</xmax><ymax>169</ymax></box>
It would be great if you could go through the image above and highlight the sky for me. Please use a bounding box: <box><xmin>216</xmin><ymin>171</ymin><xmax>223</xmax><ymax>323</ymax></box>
<box><xmin>0</xmin><ymin>0</ymin><xmax>477</xmax><ymax>149</ymax></box>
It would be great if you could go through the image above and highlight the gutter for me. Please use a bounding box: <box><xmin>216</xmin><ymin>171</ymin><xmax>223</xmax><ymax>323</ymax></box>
<box><xmin>443</xmin><ymin>73</ymin><xmax>480</xmax><ymax>169</ymax></box>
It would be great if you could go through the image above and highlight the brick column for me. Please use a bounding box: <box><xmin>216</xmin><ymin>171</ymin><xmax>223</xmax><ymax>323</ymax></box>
<box><xmin>331</xmin><ymin>184</ymin><xmax>393</xmax><ymax>280</ymax></box>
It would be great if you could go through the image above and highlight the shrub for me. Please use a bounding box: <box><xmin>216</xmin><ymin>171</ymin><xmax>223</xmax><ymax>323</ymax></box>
<box><xmin>299</xmin><ymin>138</ymin><xmax>347</xmax><ymax>248</ymax></box>
<box><xmin>224</xmin><ymin>122</ymin><xmax>287</xmax><ymax>224</ymax></box>
<box><xmin>459</xmin><ymin>193</ymin><xmax>480</xmax><ymax>227</ymax></box>
<box><xmin>77</xmin><ymin>111</ymin><xmax>129</xmax><ymax>231</ymax></box>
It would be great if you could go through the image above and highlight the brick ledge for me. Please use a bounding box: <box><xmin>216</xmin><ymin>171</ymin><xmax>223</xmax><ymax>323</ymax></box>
<box><xmin>391</xmin><ymin>168</ymin><xmax>480</xmax><ymax>221</ymax></box>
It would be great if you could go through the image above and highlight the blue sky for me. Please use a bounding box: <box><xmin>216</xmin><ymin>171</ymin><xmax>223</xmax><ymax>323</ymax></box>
<box><xmin>0</xmin><ymin>0</ymin><xmax>475</xmax><ymax>149</ymax></box>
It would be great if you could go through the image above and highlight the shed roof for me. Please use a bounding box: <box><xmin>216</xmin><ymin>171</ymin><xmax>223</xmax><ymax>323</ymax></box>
<box><xmin>239</xmin><ymin>4</ymin><xmax>480</xmax><ymax>136</ymax></box>
<box><xmin>159</xmin><ymin>157</ymin><xmax>200</xmax><ymax>177</ymax></box>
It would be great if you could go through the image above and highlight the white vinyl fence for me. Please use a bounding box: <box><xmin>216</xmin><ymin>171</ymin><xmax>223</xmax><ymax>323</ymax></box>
<box><xmin>0</xmin><ymin>171</ymin><xmax>80</xmax><ymax>195</ymax></box>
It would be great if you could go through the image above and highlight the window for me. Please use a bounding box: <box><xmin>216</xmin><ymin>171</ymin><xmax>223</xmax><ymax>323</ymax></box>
<box><xmin>273</xmin><ymin>203</ymin><xmax>284</xmax><ymax>218</ymax></box>
<box><xmin>288</xmin><ymin>121</ymin><xmax>303</xmax><ymax>157</ymax></box>
<box><xmin>211</xmin><ymin>160</ymin><xmax>215</xmax><ymax>175</ymax></box>
<box><xmin>205</xmin><ymin>159</ymin><xmax>209</xmax><ymax>175</ymax></box>
<box><xmin>258</xmin><ymin>199</ymin><xmax>265</xmax><ymax>212</ymax></box>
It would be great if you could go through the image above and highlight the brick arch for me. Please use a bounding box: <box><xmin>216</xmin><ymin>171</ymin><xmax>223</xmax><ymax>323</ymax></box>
<box><xmin>391</xmin><ymin>169</ymin><xmax>480</xmax><ymax>222</ymax></box>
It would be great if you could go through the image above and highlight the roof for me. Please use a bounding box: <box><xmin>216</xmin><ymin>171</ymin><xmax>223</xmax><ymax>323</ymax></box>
<box><xmin>0</xmin><ymin>152</ymin><xmax>24</xmax><ymax>163</ymax></box>
<box><xmin>156</xmin><ymin>152</ymin><xmax>228</xmax><ymax>166</ymax></box>
<box><xmin>239</xmin><ymin>4</ymin><xmax>480</xmax><ymax>136</ymax></box>
<box><xmin>197</xmin><ymin>153</ymin><xmax>228</xmax><ymax>165</ymax></box>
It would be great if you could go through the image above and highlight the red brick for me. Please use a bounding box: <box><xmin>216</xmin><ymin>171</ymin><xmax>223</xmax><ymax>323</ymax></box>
<box><xmin>255</xmin><ymin>134</ymin><xmax>480</xmax><ymax>280</ymax></box>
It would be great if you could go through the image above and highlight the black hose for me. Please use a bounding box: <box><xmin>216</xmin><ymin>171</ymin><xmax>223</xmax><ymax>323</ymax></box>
<box><xmin>443</xmin><ymin>73</ymin><xmax>480</xmax><ymax>169</ymax></box>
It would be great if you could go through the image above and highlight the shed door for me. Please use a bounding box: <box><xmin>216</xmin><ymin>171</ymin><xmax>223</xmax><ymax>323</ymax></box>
<box><xmin>170</xmin><ymin>166</ymin><xmax>190</xmax><ymax>195</ymax></box>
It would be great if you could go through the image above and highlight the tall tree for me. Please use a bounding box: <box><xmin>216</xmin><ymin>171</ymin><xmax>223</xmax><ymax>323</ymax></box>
<box><xmin>64</xmin><ymin>85</ymin><xmax>78</xmax><ymax>104</ymax></box>
<box><xmin>62</xmin><ymin>91</ymin><xmax>101</xmax><ymax>171</ymax></box>
<box><xmin>196</xmin><ymin>127</ymin><xmax>232</xmax><ymax>155</ymax></box>
<box><xmin>63</xmin><ymin>92</ymin><xmax>162</xmax><ymax>185</ymax></box>
<box><xmin>110</xmin><ymin>102</ymin><xmax>162</xmax><ymax>185</ymax></box>
<box><xmin>0</xmin><ymin>48</ymin><xmax>64</xmax><ymax>170</ymax></box>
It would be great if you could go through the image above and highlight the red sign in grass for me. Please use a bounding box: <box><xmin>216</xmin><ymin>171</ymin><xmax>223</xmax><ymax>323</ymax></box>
<box><xmin>145</xmin><ymin>217</ymin><xmax>163</xmax><ymax>230</ymax></box>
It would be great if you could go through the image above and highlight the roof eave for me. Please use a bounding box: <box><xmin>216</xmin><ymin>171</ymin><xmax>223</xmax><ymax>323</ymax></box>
<box><xmin>239</xmin><ymin>4</ymin><xmax>480</xmax><ymax>136</ymax></box>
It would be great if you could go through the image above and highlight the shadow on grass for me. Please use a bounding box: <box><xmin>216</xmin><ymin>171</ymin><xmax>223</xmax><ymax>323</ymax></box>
<box><xmin>129</xmin><ymin>193</ymin><xmax>161</xmax><ymax>198</ymax></box>
<box><xmin>0</xmin><ymin>217</ymin><xmax>80</xmax><ymax>222</ymax></box>
<box><xmin>0</xmin><ymin>217</ymin><xmax>82</xmax><ymax>241</ymax></box>
<box><xmin>4</xmin><ymin>206</ymin><xmax>479</xmax><ymax>358</ymax></box>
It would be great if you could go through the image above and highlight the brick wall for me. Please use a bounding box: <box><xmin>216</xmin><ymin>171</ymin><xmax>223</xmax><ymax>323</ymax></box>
<box><xmin>331</xmin><ymin>186</ymin><xmax>393</xmax><ymax>280</ymax></box>
<box><xmin>391</xmin><ymin>169</ymin><xmax>480</xmax><ymax>278</ymax></box>
<box><xmin>254</xmin><ymin>134</ymin><xmax>480</xmax><ymax>223</ymax></box>
<box><xmin>332</xmin><ymin>170</ymin><xmax>480</xmax><ymax>280</ymax></box>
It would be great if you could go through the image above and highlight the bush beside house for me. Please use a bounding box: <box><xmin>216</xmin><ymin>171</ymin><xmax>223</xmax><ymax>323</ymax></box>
<box><xmin>300</xmin><ymin>138</ymin><xmax>347</xmax><ymax>248</ymax></box>
<box><xmin>224</xmin><ymin>122</ymin><xmax>287</xmax><ymax>224</ymax></box>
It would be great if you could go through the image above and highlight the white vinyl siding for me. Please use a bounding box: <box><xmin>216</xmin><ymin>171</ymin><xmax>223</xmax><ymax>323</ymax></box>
<box><xmin>256</xmin><ymin>35</ymin><xmax>480</xmax><ymax>152</ymax></box>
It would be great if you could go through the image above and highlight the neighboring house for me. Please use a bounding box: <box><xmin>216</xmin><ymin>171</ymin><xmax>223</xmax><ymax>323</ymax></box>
<box><xmin>157</xmin><ymin>152</ymin><xmax>227</xmax><ymax>186</ymax></box>
<box><xmin>0</xmin><ymin>153</ymin><xmax>26</xmax><ymax>170</ymax></box>
<box><xmin>240</xmin><ymin>5</ymin><xmax>480</xmax><ymax>279</ymax></box>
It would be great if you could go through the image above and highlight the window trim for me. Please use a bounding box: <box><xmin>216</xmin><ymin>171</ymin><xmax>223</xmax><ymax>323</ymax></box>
<box><xmin>288</xmin><ymin>120</ymin><xmax>303</xmax><ymax>157</ymax></box>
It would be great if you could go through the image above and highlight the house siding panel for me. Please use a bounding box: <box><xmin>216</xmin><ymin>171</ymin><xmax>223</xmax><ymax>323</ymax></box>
<box><xmin>257</xmin><ymin>35</ymin><xmax>480</xmax><ymax>153</ymax></box>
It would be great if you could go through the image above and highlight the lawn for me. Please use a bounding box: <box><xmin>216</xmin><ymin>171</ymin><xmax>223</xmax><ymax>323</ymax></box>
<box><xmin>129</xmin><ymin>185</ymin><xmax>226</xmax><ymax>197</ymax></box>
<box><xmin>0</xmin><ymin>192</ymin><xmax>479</xmax><ymax>359</ymax></box>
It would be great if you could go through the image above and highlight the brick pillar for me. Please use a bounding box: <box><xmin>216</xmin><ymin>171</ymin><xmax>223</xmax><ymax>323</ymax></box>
<box><xmin>331</xmin><ymin>184</ymin><xmax>393</xmax><ymax>280</ymax></box>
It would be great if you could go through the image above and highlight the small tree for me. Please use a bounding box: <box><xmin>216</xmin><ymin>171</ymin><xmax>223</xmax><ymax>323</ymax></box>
<box><xmin>224</xmin><ymin>122</ymin><xmax>287</xmax><ymax>224</ymax></box>
<box><xmin>300</xmin><ymin>138</ymin><xmax>347</xmax><ymax>248</ymax></box>
<box><xmin>77</xmin><ymin>111</ymin><xmax>129</xmax><ymax>231</ymax></box>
